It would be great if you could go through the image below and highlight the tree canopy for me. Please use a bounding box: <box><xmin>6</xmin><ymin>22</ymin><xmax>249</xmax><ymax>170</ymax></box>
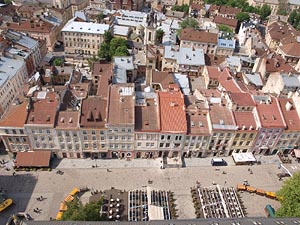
<box><xmin>236</xmin><ymin>12</ymin><xmax>250</xmax><ymax>22</ymax></box>
<box><xmin>62</xmin><ymin>198</ymin><xmax>106</xmax><ymax>221</ymax></box>
<box><xmin>218</xmin><ymin>24</ymin><xmax>233</xmax><ymax>33</ymax></box>
<box><xmin>171</xmin><ymin>4</ymin><xmax>189</xmax><ymax>14</ymax></box>
<box><xmin>288</xmin><ymin>10</ymin><xmax>300</xmax><ymax>30</ymax></box>
<box><xmin>178</xmin><ymin>18</ymin><xmax>199</xmax><ymax>35</ymax></box>
<box><xmin>155</xmin><ymin>28</ymin><xmax>164</xmax><ymax>45</ymax></box>
<box><xmin>276</xmin><ymin>173</ymin><xmax>300</xmax><ymax>217</ymax></box>
<box><xmin>98</xmin><ymin>31</ymin><xmax>129</xmax><ymax>61</ymax></box>
<box><xmin>52</xmin><ymin>58</ymin><xmax>64</xmax><ymax>66</ymax></box>
<box><xmin>259</xmin><ymin>4</ymin><xmax>271</xmax><ymax>20</ymax></box>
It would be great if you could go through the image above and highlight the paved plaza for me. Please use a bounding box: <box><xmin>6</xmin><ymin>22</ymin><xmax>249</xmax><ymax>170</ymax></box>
<box><xmin>0</xmin><ymin>154</ymin><xmax>295</xmax><ymax>224</ymax></box>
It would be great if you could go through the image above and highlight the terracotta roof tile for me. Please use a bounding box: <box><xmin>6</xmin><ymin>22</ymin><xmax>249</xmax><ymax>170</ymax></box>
<box><xmin>267</xmin><ymin>21</ymin><xmax>300</xmax><ymax>45</ymax></box>
<box><xmin>180</xmin><ymin>28</ymin><xmax>218</xmax><ymax>44</ymax></box>
<box><xmin>210</xmin><ymin>103</ymin><xmax>236</xmax><ymax>128</ymax></box>
<box><xmin>219</xmin><ymin>6</ymin><xmax>241</xmax><ymax>15</ymax></box>
<box><xmin>213</xmin><ymin>15</ymin><xmax>238</xmax><ymax>28</ymax></box>
<box><xmin>256</xmin><ymin>97</ymin><xmax>285</xmax><ymax>128</ymax></box>
<box><xmin>7</xmin><ymin>20</ymin><xmax>54</xmax><ymax>33</ymax></box>
<box><xmin>230</xmin><ymin>93</ymin><xmax>256</xmax><ymax>106</ymax></box>
<box><xmin>0</xmin><ymin>95</ymin><xmax>28</xmax><ymax>128</ymax></box>
<box><xmin>266</xmin><ymin>55</ymin><xmax>296</xmax><ymax>73</ymax></box>
<box><xmin>152</xmin><ymin>71</ymin><xmax>175</xmax><ymax>90</ymax></box>
<box><xmin>206</xmin><ymin>66</ymin><xmax>221</xmax><ymax>79</ymax></box>
<box><xmin>26</xmin><ymin>91</ymin><xmax>59</xmax><ymax>126</ymax></box>
<box><xmin>93</xmin><ymin>62</ymin><xmax>113</xmax><ymax>98</ymax></box>
<box><xmin>218</xmin><ymin>68</ymin><xmax>242</xmax><ymax>93</ymax></box>
<box><xmin>233</xmin><ymin>111</ymin><xmax>258</xmax><ymax>130</ymax></box>
<box><xmin>158</xmin><ymin>90</ymin><xmax>187</xmax><ymax>133</ymax></box>
<box><xmin>80</xmin><ymin>96</ymin><xmax>107</xmax><ymax>128</ymax></box>
<box><xmin>107</xmin><ymin>84</ymin><xmax>135</xmax><ymax>125</ymax></box>
<box><xmin>277</xmin><ymin>98</ymin><xmax>300</xmax><ymax>131</ymax></box>
<box><xmin>278</xmin><ymin>42</ymin><xmax>300</xmax><ymax>58</ymax></box>
<box><xmin>135</xmin><ymin>98</ymin><xmax>160</xmax><ymax>131</ymax></box>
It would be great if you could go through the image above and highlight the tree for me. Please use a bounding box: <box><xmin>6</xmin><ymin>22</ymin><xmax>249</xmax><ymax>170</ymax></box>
<box><xmin>109</xmin><ymin>38</ymin><xmax>127</xmax><ymax>56</ymax></box>
<box><xmin>178</xmin><ymin>18</ymin><xmax>199</xmax><ymax>35</ymax></box>
<box><xmin>62</xmin><ymin>198</ymin><xmax>106</xmax><ymax>221</ymax></box>
<box><xmin>98</xmin><ymin>37</ymin><xmax>129</xmax><ymax>61</ymax></box>
<box><xmin>52</xmin><ymin>58</ymin><xmax>64</xmax><ymax>66</ymax></box>
<box><xmin>276</xmin><ymin>173</ymin><xmax>300</xmax><ymax>217</ymax></box>
<box><xmin>103</xmin><ymin>30</ymin><xmax>113</xmax><ymax>44</ymax></box>
<box><xmin>277</xmin><ymin>0</ymin><xmax>289</xmax><ymax>15</ymax></box>
<box><xmin>259</xmin><ymin>4</ymin><xmax>271</xmax><ymax>20</ymax></box>
<box><xmin>98</xmin><ymin>42</ymin><xmax>110</xmax><ymax>60</ymax></box>
<box><xmin>114</xmin><ymin>45</ymin><xmax>129</xmax><ymax>57</ymax></box>
<box><xmin>236</xmin><ymin>12</ymin><xmax>250</xmax><ymax>22</ymax></box>
<box><xmin>288</xmin><ymin>10</ymin><xmax>298</xmax><ymax>26</ymax></box>
<box><xmin>155</xmin><ymin>28</ymin><xmax>164</xmax><ymax>45</ymax></box>
<box><xmin>218</xmin><ymin>24</ymin><xmax>233</xmax><ymax>33</ymax></box>
<box><xmin>97</xmin><ymin>11</ymin><xmax>105</xmax><ymax>23</ymax></box>
<box><xmin>172</xmin><ymin>4</ymin><xmax>189</xmax><ymax>14</ymax></box>
<box><xmin>3</xmin><ymin>0</ymin><xmax>12</xmax><ymax>4</ymax></box>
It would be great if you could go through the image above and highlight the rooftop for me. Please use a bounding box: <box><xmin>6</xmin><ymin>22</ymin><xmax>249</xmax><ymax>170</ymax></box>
<box><xmin>152</xmin><ymin>71</ymin><xmax>175</xmax><ymax>90</ymax></box>
<box><xmin>80</xmin><ymin>96</ymin><xmax>107</xmax><ymax>128</ymax></box>
<box><xmin>267</xmin><ymin>21</ymin><xmax>300</xmax><ymax>45</ymax></box>
<box><xmin>164</xmin><ymin>46</ymin><xmax>205</xmax><ymax>66</ymax></box>
<box><xmin>218</xmin><ymin>6</ymin><xmax>241</xmax><ymax>15</ymax></box>
<box><xmin>180</xmin><ymin>28</ymin><xmax>218</xmax><ymax>44</ymax></box>
<box><xmin>62</xmin><ymin>19</ymin><xmax>109</xmax><ymax>34</ymax></box>
<box><xmin>7</xmin><ymin>20</ymin><xmax>55</xmax><ymax>33</ymax></box>
<box><xmin>277</xmin><ymin>98</ymin><xmax>300</xmax><ymax>131</ymax></box>
<box><xmin>158</xmin><ymin>89</ymin><xmax>187</xmax><ymax>133</ymax></box>
<box><xmin>4</xmin><ymin>30</ymin><xmax>39</xmax><ymax>49</ymax></box>
<box><xmin>93</xmin><ymin>62</ymin><xmax>113</xmax><ymax>99</ymax></box>
<box><xmin>230</xmin><ymin>93</ymin><xmax>256</xmax><ymax>107</ymax></box>
<box><xmin>26</xmin><ymin>91</ymin><xmax>59</xmax><ymax>126</ymax></box>
<box><xmin>107</xmin><ymin>84</ymin><xmax>135</xmax><ymax>125</ymax></box>
<box><xmin>255</xmin><ymin>97</ymin><xmax>285</xmax><ymax>128</ymax></box>
<box><xmin>0</xmin><ymin>57</ymin><xmax>25</xmax><ymax>87</ymax></box>
<box><xmin>213</xmin><ymin>16</ymin><xmax>238</xmax><ymax>28</ymax></box>
<box><xmin>218</xmin><ymin>68</ymin><xmax>242</xmax><ymax>93</ymax></box>
<box><xmin>278</xmin><ymin>42</ymin><xmax>300</xmax><ymax>58</ymax></box>
<box><xmin>0</xmin><ymin>95</ymin><xmax>28</xmax><ymax>128</ymax></box>
<box><xmin>135</xmin><ymin>96</ymin><xmax>160</xmax><ymax>131</ymax></box>
<box><xmin>233</xmin><ymin>111</ymin><xmax>258</xmax><ymax>130</ymax></box>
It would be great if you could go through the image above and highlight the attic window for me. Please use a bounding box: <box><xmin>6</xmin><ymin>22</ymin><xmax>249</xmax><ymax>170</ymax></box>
<box><xmin>60</xmin><ymin>117</ymin><xmax>64</xmax><ymax>123</ymax></box>
<box><xmin>69</xmin><ymin>118</ymin><xmax>73</xmax><ymax>123</ymax></box>
<box><xmin>46</xmin><ymin>115</ymin><xmax>51</xmax><ymax>122</ymax></box>
<box><xmin>144</xmin><ymin>120</ymin><xmax>149</xmax><ymax>126</ymax></box>
<box><xmin>30</xmin><ymin>115</ymin><xmax>34</xmax><ymax>122</ymax></box>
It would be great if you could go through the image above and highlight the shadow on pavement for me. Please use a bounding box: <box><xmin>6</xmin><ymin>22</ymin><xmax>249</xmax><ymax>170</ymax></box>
<box><xmin>0</xmin><ymin>173</ymin><xmax>38</xmax><ymax>224</ymax></box>
<box><xmin>50</xmin><ymin>158</ymin><xmax>62</xmax><ymax>169</ymax></box>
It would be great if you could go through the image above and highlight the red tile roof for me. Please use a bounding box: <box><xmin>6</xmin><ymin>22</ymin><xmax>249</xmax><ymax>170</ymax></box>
<box><xmin>267</xmin><ymin>21</ymin><xmax>300</xmax><ymax>45</ymax></box>
<box><xmin>0</xmin><ymin>95</ymin><xmax>28</xmax><ymax>128</ymax></box>
<box><xmin>152</xmin><ymin>71</ymin><xmax>175</xmax><ymax>90</ymax></box>
<box><xmin>135</xmin><ymin>98</ymin><xmax>160</xmax><ymax>132</ymax></box>
<box><xmin>80</xmin><ymin>96</ymin><xmax>107</xmax><ymax>128</ymax></box>
<box><xmin>93</xmin><ymin>62</ymin><xmax>113</xmax><ymax>98</ymax></box>
<box><xmin>230</xmin><ymin>93</ymin><xmax>256</xmax><ymax>106</ymax></box>
<box><xmin>213</xmin><ymin>16</ymin><xmax>238</xmax><ymax>28</ymax></box>
<box><xmin>180</xmin><ymin>28</ymin><xmax>218</xmax><ymax>44</ymax></box>
<box><xmin>56</xmin><ymin>111</ymin><xmax>80</xmax><ymax>129</ymax></box>
<box><xmin>277</xmin><ymin>98</ymin><xmax>300</xmax><ymax>131</ymax></box>
<box><xmin>107</xmin><ymin>84</ymin><xmax>135</xmax><ymax>125</ymax></box>
<box><xmin>256</xmin><ymin>97</ymin><xmax>285</xmax><ymax>128</ymax></box>
<box><xmin>278</xmin><ymin>42</ymin><xmax>300</xmax><ymax>58</ymax></box>
<box><xmin>266</xmin><ymin>55</ymin><xmax>296</xmax><ymax>73</ymax></box>
<box><xmin>206</xmin><ymin>66</ymin><xmax>221</xmax><ymax>79</ymax></box>
<box><xmin>210</xmin><ymin>103</ymin><xmax>236</xmax><ymax>129</ymax></box>
<box><xmin>218</xmin><ymin>68</ymin><xmax>242</xmax><ymax>93</ymax></box>
<box><xmin>15</xmin><ymin>151</ymin><xmax>51</xmax><ymax>168</ymax></box>
<box><xmin>218</xmin><ymin>6</ymin><xmax>241</xmax><ymax>15</ymax></box>
<box><xmin>26</xmin><ymin>91</ymin><xmax>59</xmax><ymax>126</ymax></box>
<box><xmin>7</xmin><ymin>20</ymin><xmax>54</xmax><ymax>33</ymax></box>
<box><xmin>233</xmin><ymin>111</ymin><xmax>258</xmax><ymax>130</ymax></box>
<box><xmin>158</xmin><ymin>90</ymin><xmax>187</xmax><ymax>133</ymax></box>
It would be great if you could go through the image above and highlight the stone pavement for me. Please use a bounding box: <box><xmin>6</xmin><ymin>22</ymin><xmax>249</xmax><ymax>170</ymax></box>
<box><xmin>0</xmin><ymin>153</ymin><xmax>298</xmax><ymax>224</ymax></box>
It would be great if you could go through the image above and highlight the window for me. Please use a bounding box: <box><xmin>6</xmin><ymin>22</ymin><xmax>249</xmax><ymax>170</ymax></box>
<box><xmin>83</xmin><ymin>130</ymin><xmax>87</xmax><ymax>135</ymax></box>
<box><xmin>166</xmin><ymin>143</ymin><xmax>170</xmax><ymax>148</ymax></box>
<box><xmin>137</xmin><ymin>142</ymin><xmax>141</xmax><ymax>147</ymax></box>
<box><xmin>84</xmin><ymin>144</ymin><xmax>89</xmax><ymax>149</ymax></box>
<box><xmin>161</xmin><ymin>135</ymin><xmax>165</xmax><ymax>140</ymax></box>
<box><xmin>159</xmin><ymin>143</ymin><xmax>164</xmax><ymax>147</ymax></box>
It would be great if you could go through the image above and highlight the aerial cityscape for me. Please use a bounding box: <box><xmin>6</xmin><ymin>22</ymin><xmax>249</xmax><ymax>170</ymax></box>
<box><xmin>0</xmin><ymin>0</ymin><xmax>300</xmax><ymax>223</ymax></box>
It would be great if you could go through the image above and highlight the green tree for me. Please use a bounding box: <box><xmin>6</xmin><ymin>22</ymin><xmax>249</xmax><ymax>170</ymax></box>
<box><xmin>178</xmin><ymin>17</ymin><xmax>199</xmax><ymax>35</ymax></box>
<box><xmin>236</xmin><ymin>12</ymin><xmax>250</xmax><ymax>22</ymax></box>
<box><xmin>97</xmin><ymin>11</ymin><xmax>105</xmax><ymax>23</ymax></box>
<box><xmin>4</xmin><ymin>0</ymin><xmax>12</xmax><ymax>4</ymax></box>
<box><xmin>98</xmin><ymin>42</ymin><xmax>110</xmax><ymax>60</ymax></box>
<box><xmin>259</xmin><ymin>4</ymin><xmax>271</xmax><ymax>20</ymax></box>
<box><xmin>114</xmin><ymin>45</ymin><xmax>129</xmax><ymax>57</ymax></box>
<box><xmin>52</xmin><ymin>58</ymin><xmax>64</xmax><ymax>66</ymax></box>
<box><xmin>62</xmin><ymin>198</ymin><xmax>106</xmax><ymax>221</ymax></box>
<box><xmin>109</xmin><ymin>38</ymin><xmax>127</xmax><ymax>56</ymax></box>
<box><xmin>288</xmin><ymin>10</ymin><xmax>298</xmax><ymax>25</ymax></box>
<box><xmin>103</xmin><ymin>30</ymin><xmax>113</xmax><ymax>44</ymax></box>
<box><xmin>277</xmin><ymin>0</ymin><xmax>289</xmax><ymax>15</ymax></box>
<box><xmin>155</xmin><ymin>28</ymin><xmax>164</xmax><ymax>45</ymax></box>
<box><xmin>172</xmin><ymin>4</ymin><xmax>189</xmax><ymax>14</ymax></box>
<box><xmin>276</xmin><ymin>173</ymin><xmax>300</xmax><ymax>217</ymax></box>
<box><xmin>218</xmin><ymin>24</ymin><xmax>233</xmax><ymax>33</ymax></box>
